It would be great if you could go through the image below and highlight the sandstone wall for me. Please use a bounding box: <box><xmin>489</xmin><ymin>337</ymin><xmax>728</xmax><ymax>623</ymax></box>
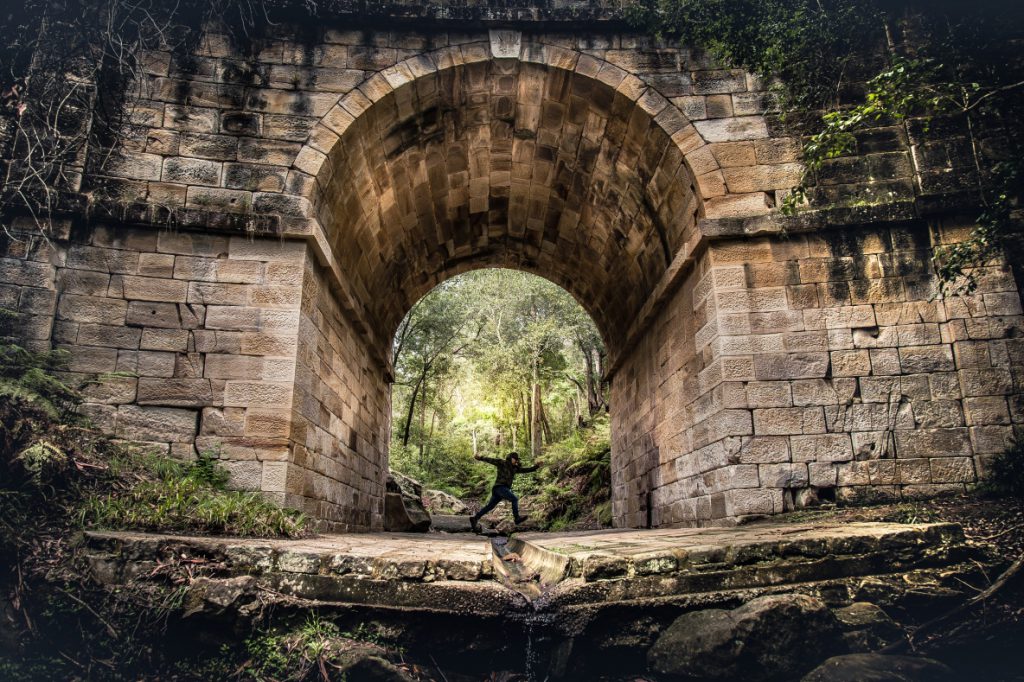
<box><xmin>290</xmin><ymin>254</ymin><xmax>388</xmax><ymax>530</ymax></box>
<box><xmin>2</xmin><ymin>7</ymin><xmax>1022</xmax><ymax>530</ymax></box>
<box><xmin>613</xmin><ymin>218</ymin><xmax>1023</xmax><ymax>527</ymax></box>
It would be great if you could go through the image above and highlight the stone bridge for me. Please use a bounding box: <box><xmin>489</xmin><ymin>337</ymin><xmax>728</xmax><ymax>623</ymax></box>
<box><xmin>1</xmin><ymin>1</ymin><xmax>1021</xmax><ymax>530</ymax></box>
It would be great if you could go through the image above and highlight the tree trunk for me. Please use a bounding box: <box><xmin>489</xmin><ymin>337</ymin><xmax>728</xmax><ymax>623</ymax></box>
<box><xmin>426</xmin><ymin>408</ymin><xmax>437</xmax><ymax>472</ymax></box>
<box><xmin>417</xmin><ymin>379</ymin><xmax>427</xmax><ymax>466</ymax></box>
<box><xmin>539</xmin><ymin>386</ymin><xmax>553</xmax><ymax>444</ymax></box>
<box><xmin>531</xmin><ymin>358</ymin><xmax>542</xmax><ymax>457</ymax></box>
<box><xmin>401</xmin><ymin>368</ymin><xmax>428</xmax><ymax>447</ymax></box>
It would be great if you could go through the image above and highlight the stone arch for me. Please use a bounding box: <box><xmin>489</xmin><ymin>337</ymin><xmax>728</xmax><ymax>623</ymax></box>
<box><xmin>287</xmin><ymin>38</ymin><xmax>722</xmax><ymax>354</ymax></box>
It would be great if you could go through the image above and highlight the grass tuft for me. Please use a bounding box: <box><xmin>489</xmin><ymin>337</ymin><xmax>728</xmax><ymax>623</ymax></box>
<box><xmin>79</xmin><ymin>452</ymin><xmax>308</xmax><ymax>538</ymax></box>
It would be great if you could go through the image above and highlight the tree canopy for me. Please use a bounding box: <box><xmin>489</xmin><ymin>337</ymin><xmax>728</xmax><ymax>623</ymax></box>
<box><xmin>389</xmin><ymin>269</ymin><xmax>607</xmax><ymax>498</ymax></box>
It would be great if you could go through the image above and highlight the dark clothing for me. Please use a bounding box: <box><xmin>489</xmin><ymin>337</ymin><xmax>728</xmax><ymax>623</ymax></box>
<box><xmin>478</xmin><ymin>456</ymin><xmax>538</xmax><ymax>488</ymax></box>
<box><xmin>476</xmin><ymin>485</ymin><xmax>520</xmax><ymax>520</ymax></box>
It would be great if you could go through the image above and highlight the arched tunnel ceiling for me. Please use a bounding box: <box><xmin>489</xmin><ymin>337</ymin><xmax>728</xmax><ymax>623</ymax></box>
<box><xmin>317</xmin><ymin>58</ymin><xmax>703</xmax><ymax>352</ymax></box>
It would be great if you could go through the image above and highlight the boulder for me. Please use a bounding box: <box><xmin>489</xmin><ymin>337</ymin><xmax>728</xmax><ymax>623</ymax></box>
<box><xmin>647</xmin><ymin>594</ymin><xmax>841</xmax><ymax>681</ymax></box>
<box><xmin>833</xmin><ymin>602</ymin><xmax>903</xmax><ymax>652</ymax></box>
<box><xmin>424</xmin><ymin>488</ymin><xmax>470</xmax><ymax>515</ymax></box>
<box><xmin>431</xmin><ymin>514</ymin><xmax>474</xmax><ymax>533</ymax></box>
<box><xmin>801</xmin><ymin>653</ymin><xmax>955</xmax><ymax>682</ymax></box>
<box><xmin>383</xmin><ymin>471</ymin><xmax>431</xmax><ymax>533</ymax></box>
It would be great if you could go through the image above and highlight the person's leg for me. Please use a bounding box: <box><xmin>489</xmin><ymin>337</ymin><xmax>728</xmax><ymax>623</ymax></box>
<box><xmin>495</xmin><ymin>486</ymin><xmax>524</xmax><ymax>522</ymax></box>
<box><xmin>471</xmin><ymin>488</ymin><xmax>503</xmax><ymax>528</ymax></box>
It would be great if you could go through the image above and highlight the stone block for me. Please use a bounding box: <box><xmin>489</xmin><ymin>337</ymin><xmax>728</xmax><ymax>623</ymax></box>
<box><xmin>178</xmin><ymin>132</ymin><xmax>238</xmax><ymax>161</ymax></box>
<box><xmin>140</xmin><ymin>328</ymin><xmax>189</xmax><ymax>351</ymax></box>
<box><xmin>970</xmin><ymin>425</ymin><xmax>1015</xmax><ymax>454</ymax></box>
<box><xmin>899</xmin><ymin>345</ymin><xmax>954</xmax><ymax>374</ymax></box>
<box><xmin>205</xmin><ymin>305</ymin><xmax>261</xmax><ymax>331</ymax></box>
<box><xmin>753</xmin><ymin>353</ymin><xmax>829</xmax><ymax>381</ymax></box>
<box><xmin>56</xmin><ymin>295</ymin><xmax>127</xmax><ymax>325</ymax></box>
<box><xmin>869</xmin><ymin>349</ymin><xmax>901</xmax><ymax>376</ymax></box>
<box><xmin>228</xmin><ymin>237</ymin><xmax>306</xmax><ymax>261</ymax></box>
<box><xmin>164</xmin><ymin>105</ymin><xmax>218</xmax><ymax>132</ymax></box>
<box><xmin>808</xmin><ymin>462</ymin><xmax>837</xmax><ymax>487</ymax></box>
<box><xmin>60</xmin><ymin>346</ymin><xmax>117</xmax><ymax>372</ymax></box>
<box><xmin>963</xmin><ymin>397</ymin><xmax>1010</xmax><ymax>426</ymax></box>
<box><xmin>223</xmin><ymin>381</ymin><xmax>293</xmax><ymax>408</ymax></box>
<box><xmin>895</xmin><ymin>428</ymin><xmax>972</xmax><ymax>458</ymax></box>
<box><xmin>759</xmin><ymin>463</ymin><xmax>808</xmax><ymax>488</ymax></box>
<box><xmin>262</xmin><ymin>461</ymin><xmax>288</xmax><ymax>492</ymax></box>
<box><xmin>220</xmin><ymin>460</ymin><xmax>263</xmax><ymax>491</ymax></box>
<box><xmin>162</xmin><ymin>157</ymin><xmax>222</xmax><ymax>186</ymax></box>
<box><xmin>791</xmin><ymin>434</ymin><xmax>854</xmax><ymax>463</ymax></box>
<box><xmin>930</xmin><ymin>457</ymin><xmax>976</xmax><ymax>483</ymax></box>
<box><xmin>836</xmin><ymin>461</ymin><xmax>870</xmax><ymax>486</ymax></box>
<box><xmin>185</xmin><ymin>186</ymin><xmax>253</xmax><ymax>212</ymax></box>
<box><xmin>81</xmin><ymin>375</ymin><xmax>137</xmax><ymax>405</ymax></box>
<box><xmin>59</xmin><ymin>270</ymin><xmax>111</xmax><ymax>295</ymax></box>
<box><xmin>895</xmin><ymin>459</ymin><xmax>930</xmax><ymax>485</ymax></box>
<box><xmin>753</xmin><ymin>407</ymin><xmax>825</xmax><ymax>436</ymax></box>
<box><xmin>745</xmin><ymin>381</ymin><xmax>792</xmax><ymax>408</ymax></box>
<box><xmin>187</xmin><ymin>282</ymin><xmax>249</xmax><ymax>306</ymax></box>
<box><xmin>76</xmin><ymin>323</ymin><xmax>142</xmax><ymax>349</ymax></box>
<box><xmin>737</xmin><ymin>436</ymin><xmax>791</xmax><ymax>464</ymax></box>
<box><xmin>224</xmin><ymin>163</ymin><xmax>287</xmax><ymax>192</ymax></box>
<box><xmin>694</xmin><ymin>116</ymin><xmax>769</xmax><ymax>142</ymax></box>
<box><xmin>830</xmin><ymin>350</ymin><xmax>870</xmax><ymax>377</ymax></box>
<box><xmin>113</xmin><ymin>275</ymin><xmax>189</xmax><ymax>303</ymax></box>
<box><xmin>116</xmin><ymin>405</ymin><xmax>198</xmax><ymax>442</ymax></box>
<box><xmin>725</xmin><ymin>488</ymin><xmax>778</xmax><ymax>516</ymax></box>
<box><xmin>137</xmin><ymin>378</ymin><xmax>213</xmax><ymax>407</ymax></box>
<box><xmin>958</xmin><ymin>368</ymin><xmax>1013</xmax><ymax>397</ymax></box>
<box><xmin>137</xmin><ymin>253</ymin><xmax>175</xmax><ymax>278</ymax></box>
<box><xmin>912</xmin><ymin>401</ymin><xmax>964</xmax><ymax>428</ymax></box>
<box><xmin>851</xmin><ymin>431</ymin><xmax>894</xmax><ymax>460</ymax></box>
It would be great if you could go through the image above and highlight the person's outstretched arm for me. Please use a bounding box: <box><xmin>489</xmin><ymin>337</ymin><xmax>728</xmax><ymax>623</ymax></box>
<box><xmin>474</xmin><ymin>454</ymin><xmax>504</xmax><ymax>466</ymax></box>
<box><xmin>518</xmin><ymin>463</ymin><xmax>540</xmax><ymax>473</ymax></box>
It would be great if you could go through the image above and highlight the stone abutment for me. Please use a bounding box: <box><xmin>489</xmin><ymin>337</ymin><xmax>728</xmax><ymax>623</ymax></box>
<box><xmin>1</xmin><ymin>4</ymin><xmax>1021</xmax><ymax>530</ymax></box>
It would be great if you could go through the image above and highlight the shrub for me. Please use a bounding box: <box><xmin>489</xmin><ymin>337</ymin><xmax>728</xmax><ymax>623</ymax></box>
<box><xmin>983</xmin><ymin>440</ymin><xmax>1024</xmax><ymax>499</ymax></box>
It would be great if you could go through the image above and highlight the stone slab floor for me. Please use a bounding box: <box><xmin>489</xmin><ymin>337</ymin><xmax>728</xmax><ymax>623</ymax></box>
<box><xmin>86</xmin><ymin>521</ymin><xmax>965</xmax><ymax>598</ymax></box>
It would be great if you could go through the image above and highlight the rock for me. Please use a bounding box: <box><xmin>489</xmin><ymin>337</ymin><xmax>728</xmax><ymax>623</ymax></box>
<box><xmin>647</xmin><ymin>594</ymin><xmax>841</xmax><ymax>681</ymax></box>
<box><xmin>424</xmin><ymin>488</ymin><xmax>470</xmax><ymax>515</ymax></box>
<box><xmin>339</xmin><ymin>654</ymin><xmax>415</xmax><ymax>681</ymax></box>
<box><xmin>431</xmin><ymin>514</ymin><xmax>473</xmax><ymax>533</ymax></box>
<box><xmin>801</xmin><ymin>653</ymin><xmax>955</xmax><ymax>681</ymax></box>
<box><xmin>833</xmin><ymin>602</ymin><xmax>903</xmax><ymax>652</ymax></box>
<box><xmin>184</xmin><ymin>576</ymin><xmax>262</xmax><ymax>620</ymax></box>
<box><xmin>383</xmin><ymin>471</ymin><xmax>431</xmax><ymax>533</ymax></box>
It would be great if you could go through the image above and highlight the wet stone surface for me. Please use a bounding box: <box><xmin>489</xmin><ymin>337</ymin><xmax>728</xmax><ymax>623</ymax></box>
<box><xmin>86</xmin><ymin>520</ymin><xmax>969</xmax><ymax>611</ymax></box>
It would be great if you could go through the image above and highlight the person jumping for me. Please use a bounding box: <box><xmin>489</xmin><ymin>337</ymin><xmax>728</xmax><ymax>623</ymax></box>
<box><xmin>470</xmin><ymin>451</ymin><xmax>538</xmax><ymax>532</ymax></box>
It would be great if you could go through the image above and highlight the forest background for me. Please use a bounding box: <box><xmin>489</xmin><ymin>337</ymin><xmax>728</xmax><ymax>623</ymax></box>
<box><xmin>388</xmin><ymin>270</ymin><xmax>613</xmax><ymax>529</ymax></box>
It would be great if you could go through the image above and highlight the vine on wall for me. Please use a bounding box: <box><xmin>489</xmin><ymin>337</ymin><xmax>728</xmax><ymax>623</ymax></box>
<box><xmin>628</xmin><ymin>0</ymin><xmax>1024</xmax><ymax>292</ymax></box>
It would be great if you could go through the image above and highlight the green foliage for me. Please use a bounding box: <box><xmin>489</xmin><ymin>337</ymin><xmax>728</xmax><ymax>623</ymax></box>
<box><xmin>391</xmin><ymin>270</ymin><xmax>607</xmax><ymax>496</ymax></box>
<box><xmin>534</xmin><ymin>416</ymin><xmax>613</xmax><ymax>530</ymax></box>
<box><xmin>933</xmin><ymin>162</ymin><xmax>1022</xmax><ymax>296</ymax></box>
<box><xmin>631</xmin><ymin>0</ymin><xmax>1024</xmax><ymax>290</ymax></box>
<box><xmin>79</xmin><ymin>451</ymin><xmax>307</xmax><ymax>538</ymax></box>
<box><xmin>982</xmin><ymin>441</ymin><xmax>1024</xmax><ymax>500</ymax></box>
<box><xmin>0</xmin><ymin>332</ymin><xmax>80</xmax><ymax>420</ymax></box>
<box><xmin>626</xmin><ymin>0</ymin><xmax>883</xmax><ymax>109</ymax></box>
<box><xmin>243</xmin><ymin>615</ymin><xmax>393</xmax><ymax>682</ymax></box>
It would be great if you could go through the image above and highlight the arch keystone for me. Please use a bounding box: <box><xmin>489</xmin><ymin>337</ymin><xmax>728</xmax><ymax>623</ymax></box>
<box><xmin>489</xmin><ymin>29</ymin><xmax>522</xmax><ymax>59</ymax></box>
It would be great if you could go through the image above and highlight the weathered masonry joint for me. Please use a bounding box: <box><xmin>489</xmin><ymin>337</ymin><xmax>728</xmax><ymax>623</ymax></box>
<box><xmin>1</xmin><ymin>4</ymin><xmax>1021</xmax><ymax>530</ymax></box>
